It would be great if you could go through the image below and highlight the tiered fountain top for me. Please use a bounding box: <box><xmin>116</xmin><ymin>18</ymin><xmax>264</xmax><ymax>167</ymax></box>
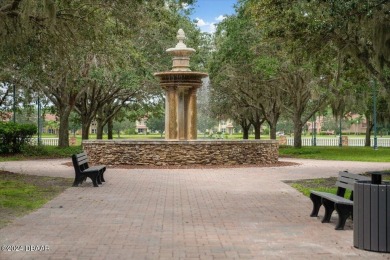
<box><xmin>166</xmin><ymin>29</ymin><xmax>196</xmax><ymax>72</ymax></box>
<box><xmin>154</xmin><ymin>29</ymin><xmax>208</xmax><ymax>88</ymax></box>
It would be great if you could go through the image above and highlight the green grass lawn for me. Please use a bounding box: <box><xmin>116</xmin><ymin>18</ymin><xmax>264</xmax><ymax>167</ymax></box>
<box><xmin>285</xmin><ymin>177</ymin><xmax>351</xmax><ymax>197</ymax></box>
<box><xmin>279</xmin><ymin>146</ymin><xmax>390</xmax><ymax>162</ymax></box>
<box><xmin>0</xmin><ymin>171</ymin><xmax>72</xmax><ymax>228</ymax></box>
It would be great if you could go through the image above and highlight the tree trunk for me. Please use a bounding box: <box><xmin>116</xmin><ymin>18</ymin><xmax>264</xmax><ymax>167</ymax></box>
<box><xmin>364</xmin><ymin>112</ymin><xmax>373</xmax><ymax>147</ymax></box>
<box><xmin>293</xmin><ymin>125</ymin><xmax>303</xmax><ymax>148</ymax></box>
<box><xmin>251</xmin><ymin>121</ymin><xmax>261</xmax><ymax>139</ymax></box>
<box><xmin>292</xmin><ymin>115</ymin><xmax>303</xmax><ymax>148</ymax></box>
<box><xmin>243</xmin><ymin>128</ymin><xmax>249</xmax><ymax>139</ymax></box>
<box><xmin>249</xmin><ymin>112</ymin><xmax>265</xmax><ymax>140</ymax></box>
<box><xmin>57</xmin><ymin>107</ymin><xmax>72</xmax><ymax>147</ymax></box>
<box><xmin>239</xmin><ymin>118</ymin><xmax>251</xmax><ymax>140</ymax></box>
<box><xmin>365</xmin><ymin>122</ymin><xmax>373</xmax><ymax>147</ymax></box>
<box><xmin>96</xmin><ymin>123</ymin><xmax>104</xmax><ymax>139</ymax></box>
<box><xmin>268</xmin><ymin>121</ymin><xmax>277</xmax><ymax>140</ymax></box>
<box><xmin>81</xmin><ymin>122</ymin><xmax>91</xmax><ymax>140</ymax></box>
<box><xmin>107</xmin><ymin>118</ymin><xmax>113</xmax><ymax>139</ymax></box>
<box><xmin>96</xmin><ymin>109</ymin><xmax>104</xmax><ymax>139</ymax></box>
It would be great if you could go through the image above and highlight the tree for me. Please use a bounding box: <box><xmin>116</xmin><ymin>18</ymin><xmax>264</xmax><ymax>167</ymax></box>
<box><xmin>209</xmin><ymin>12</ymin><xmax>268</xmax><ymax>140</ymax></box>
<box><xmin>146</xmin><ymin>115</ymin><xmax>165</xmax><ymax>137</ymax></box>
<box><xmin>1</xmin><ymin>0</ymin><xmax>201</xmax><ymax>146</ymax></box>
<box><xmin>247</xmin><ymin>0</ymin><xmax>389</xmax><ymax>90</ymax></box>
<box><xmin>208</xmin><ymin>4</ymin><xmax>288</xmax><ymax>140</ymax></box>
<box><xmin>112</xmin><ymin>118</ymin><xmax>134</xmax><ymax>138</ymax></box>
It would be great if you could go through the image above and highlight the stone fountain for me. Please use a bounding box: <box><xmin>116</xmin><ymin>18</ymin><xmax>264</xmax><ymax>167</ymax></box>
<box><xmin>82</xmin><ymin>29</ymin><xmax>279</xmax><ymax>167</ymax></box>
<box><xmin>154</xmin><ymin>29</ymin><xmax>208</xmax><ymax>140</ymax></box>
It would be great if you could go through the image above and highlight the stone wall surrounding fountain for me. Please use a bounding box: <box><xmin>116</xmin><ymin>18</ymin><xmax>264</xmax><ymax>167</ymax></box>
<box><xmin>83</xmin><ymin>140</ymin><xmax>279</xmax><ymax>166</ymax></box>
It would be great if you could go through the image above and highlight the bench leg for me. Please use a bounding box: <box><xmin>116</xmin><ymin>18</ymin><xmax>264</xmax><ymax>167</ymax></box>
<box><xmin>97</xmin><ymin>173</ymin><xmax>102</xmax><ymax>185</ymax></box>
<box><xmin>72</xmin><ymin>178</ymin><xmax>80</xmax><ymax>187</ymax></box>
<box><xmin>334</xmin><ymin>204</ymin><xmax>352</xmax><ymax>230</ymax></box>
<box><xmin>72</xmin><ymin>175</ymin><xmax>84</xmax><ymax>187</ymax></box>
<box><xmin>91</xmin><ymin>176</ymin><xmax>99</xmax><ymax>187</ymax></box>
<box><xmin>309</xmin><ymin>193</ymin><xmax>322</xmax><ymax>217</ymax></box>
<box><xmin>321</xmin><ymin>198</ymin><xmax>335</xmax><ymax>223</ymax></box>
<box><xmin>100</xmin><ymin>170</ymin><xmax>105</xmax><ymax>182</ymax></box>
<box><xmin>85</xmin><ymin>173</ymin><xmax>99</xmax><ymax>187</ymax></box>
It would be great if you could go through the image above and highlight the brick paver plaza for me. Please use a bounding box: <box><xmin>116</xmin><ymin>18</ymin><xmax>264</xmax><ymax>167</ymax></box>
<box><xmin>1</xmin><ymin>158</ymin><xmax>390</xmax><ymax>259</ymax></box>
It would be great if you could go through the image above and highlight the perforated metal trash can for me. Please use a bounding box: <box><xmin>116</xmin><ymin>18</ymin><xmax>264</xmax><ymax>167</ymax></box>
<box><xmin>354</xmin><ymin>175</ymin><xmax>390</xmax><ymax>252</ymax></box>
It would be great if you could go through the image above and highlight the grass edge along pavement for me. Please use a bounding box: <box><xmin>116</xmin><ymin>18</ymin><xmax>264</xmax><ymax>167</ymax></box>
<box><xmin>279</xmin><ymin>146</ymin><xmax>390</xmax><ymax>162</ymax></box>
<box><xmin>0</xmin><ymin>145</ymin><xmax>82</xmax><ymax>162</ymax></box>
<box><xmin>0</xmin><ymin>171</ymin><xmax>72</xmax><ymax>229</ymax></box>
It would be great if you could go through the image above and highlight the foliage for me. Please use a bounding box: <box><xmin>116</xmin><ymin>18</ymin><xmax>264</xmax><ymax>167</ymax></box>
<box><xmin>112</xmin><ymin>118</ymin><xmax>135</xmax><ymax>138</ymax></box>
<box><xmin>247</xmin><ymin>0</ymin><xmax>389</xmax><ymax>88</ymax></box>
<box><xmin>0</xmin><ymin>145</ymin><xmax>82</xmax><ymax>161</ymax></box>
<box><xmin>146</xmin><ymin>115</ymin><xmax>165</xmax><ymax>136</ymax></box>
<box><xmin>0</xmin><ymin>0</ymin><xmax>201</xmax><ymax>147</ymax></box>
<box><xmin>0</xmin><ymin>122</ymin><xmax>36</xmax><ymax>153</ymax></box>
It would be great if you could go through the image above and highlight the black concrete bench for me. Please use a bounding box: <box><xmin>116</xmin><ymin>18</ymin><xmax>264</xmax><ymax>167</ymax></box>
<box><xmin>71</xmin><ymin>152</ymin><xmax>106</xmax><ymax>187</ymax></box>
<box><xmin>309</xmin><ymin>171</ymin><xmax>370</xmax><ymax>230</ymax></box>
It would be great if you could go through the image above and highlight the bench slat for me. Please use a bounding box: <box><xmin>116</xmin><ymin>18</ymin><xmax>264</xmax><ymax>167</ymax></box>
<box><xmin>335</xmin><ymin>172</ymin><xmax>370</xmax><ymax>191</ymax></box>
<box><xmin>321</xmin><ymin>193</ymin><xmax>353</xmax><ymax>205</ymax></box>
<box><xmin>77</xmin><ymin>157</ymin><xmax>89</xmax><ymax>165</ymax></box>
<box><xmin>76</xmin><ymin>152</ymin><xmax>87</xmax><ymax>159</ymax></box>
<box><xmin>338</xmin><ymin>171</ymin><xmax>370</xmax><ymax>181</ymax></box>
<box><xmin>335</xmin><ymin>181</ymin><xmax>354</xmax><ymax>191</ymax></box>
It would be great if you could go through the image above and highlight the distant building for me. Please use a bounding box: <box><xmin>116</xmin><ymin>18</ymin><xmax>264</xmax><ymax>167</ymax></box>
<box><xmin>136</xmin><ymin>118</ymin><xmax>148</xmax><ymax>134</ymax></box>
<box><xmin>217</xmin><ymin>119</ymin><xmax>235</xmax><ymax>134</ymax></box>
<box><xmin>43</xmin><ymin>114</ymin><xmax>59</xmax><ymax>134</ymax></box>
<box><xmin>307</xmin><ymin>114</ymin><xmax>367</xmax><ymax>134</ymax></box>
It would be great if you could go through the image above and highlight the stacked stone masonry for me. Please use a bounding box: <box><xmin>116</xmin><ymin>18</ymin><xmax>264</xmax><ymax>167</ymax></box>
<box><xmin>83</xmin><ymin>140</ymin><xmax>279</xmax><ymax>166</ymax></box>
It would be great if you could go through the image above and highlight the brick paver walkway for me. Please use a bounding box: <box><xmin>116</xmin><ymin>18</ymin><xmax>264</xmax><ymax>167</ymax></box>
<box><xmin>1</xmin><ymin>158</ymin><xmax>390</xmax><ymax>259</ymax></box>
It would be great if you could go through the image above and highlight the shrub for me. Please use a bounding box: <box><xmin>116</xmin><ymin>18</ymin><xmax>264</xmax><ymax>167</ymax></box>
<box><xmin>20</xmin><ymin>145</ymin><xmax>49</xmax><ymax>156</ymax></box>
<box><xmin>20</xmin><ymin>145</ymin><xmax>82</xmax><ymax>157</ymax></box>
<box><xmin>0</xmin><ymin>122</ymin><xmax>37</xmax><ymax>154</ymax></box>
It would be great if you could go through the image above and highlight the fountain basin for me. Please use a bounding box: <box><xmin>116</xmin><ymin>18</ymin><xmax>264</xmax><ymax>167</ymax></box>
<box><xmin>154</xmin><ymin>71</ymin><xmax>208</xmax><ymax>88</ymax></box>
<box><xmin>82</xmin><ymin>139</ymin><xmax>279</xmax><ymax>166</ymax></box>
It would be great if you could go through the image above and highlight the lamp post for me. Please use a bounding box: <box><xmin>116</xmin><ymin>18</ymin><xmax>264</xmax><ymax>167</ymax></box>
<box><xmin>12</xmin><ymin>85</ymin><xmax>16</xmax><ymax>123</ymax></box>
<box><xmin>313</xmin><ymin>113</ymin><xmax>317</xmax><ymax>146</ymax></box>
<box><xmin>311</xmin><ymin>115</ymin><xmax>314</xmax><ymax>146</ymax></box>
<box><xmin>37</xmin><ymin>96</ymin><xmax>41</xmax><ymax>146</ymax></box>
<box><xmin>372</xmin><ymin>79</ymin><xmax>378</xmax><ymax>150</ymax></box>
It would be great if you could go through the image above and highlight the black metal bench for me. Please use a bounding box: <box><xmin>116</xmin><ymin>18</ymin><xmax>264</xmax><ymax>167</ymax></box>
<box><xmin>310</xmin><ymin>171</ymin><xmax>370</xmax><ymax>230</ymax></box>
<box><xmin>71</xmin><ymin>152</ymin><xmax>106</xmax><ymax>187</ymax></box>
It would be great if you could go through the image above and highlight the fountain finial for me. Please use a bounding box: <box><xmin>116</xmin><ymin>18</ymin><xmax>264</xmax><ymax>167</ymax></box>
<box><xmin>166</xmin><ymin>28</ymin><xmax>196</xmax><ymax>72</ymax></box>
<box><xmin>176</xmin><ymin>29</ymin><xmax>186</xmax><ymax>48</ymax></box>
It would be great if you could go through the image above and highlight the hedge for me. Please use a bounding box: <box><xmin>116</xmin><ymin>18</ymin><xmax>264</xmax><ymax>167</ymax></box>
<box><xmin>0</xmin><ymin>122</ymin><xmax>37</xmax><ymax>154</ymax></box>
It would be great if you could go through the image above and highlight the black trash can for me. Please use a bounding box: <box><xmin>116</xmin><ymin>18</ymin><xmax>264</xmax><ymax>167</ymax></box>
<box><xmin>353</xmin><ymin>171</ymin><xmax>390</xmax><ymax>252</ymax></box>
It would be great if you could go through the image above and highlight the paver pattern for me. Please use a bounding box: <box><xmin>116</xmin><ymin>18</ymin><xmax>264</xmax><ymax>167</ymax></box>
<box><xmin>0</xmin><ymin>158</ymin><xmax>390</xmax><ymax>259</ymax></box>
